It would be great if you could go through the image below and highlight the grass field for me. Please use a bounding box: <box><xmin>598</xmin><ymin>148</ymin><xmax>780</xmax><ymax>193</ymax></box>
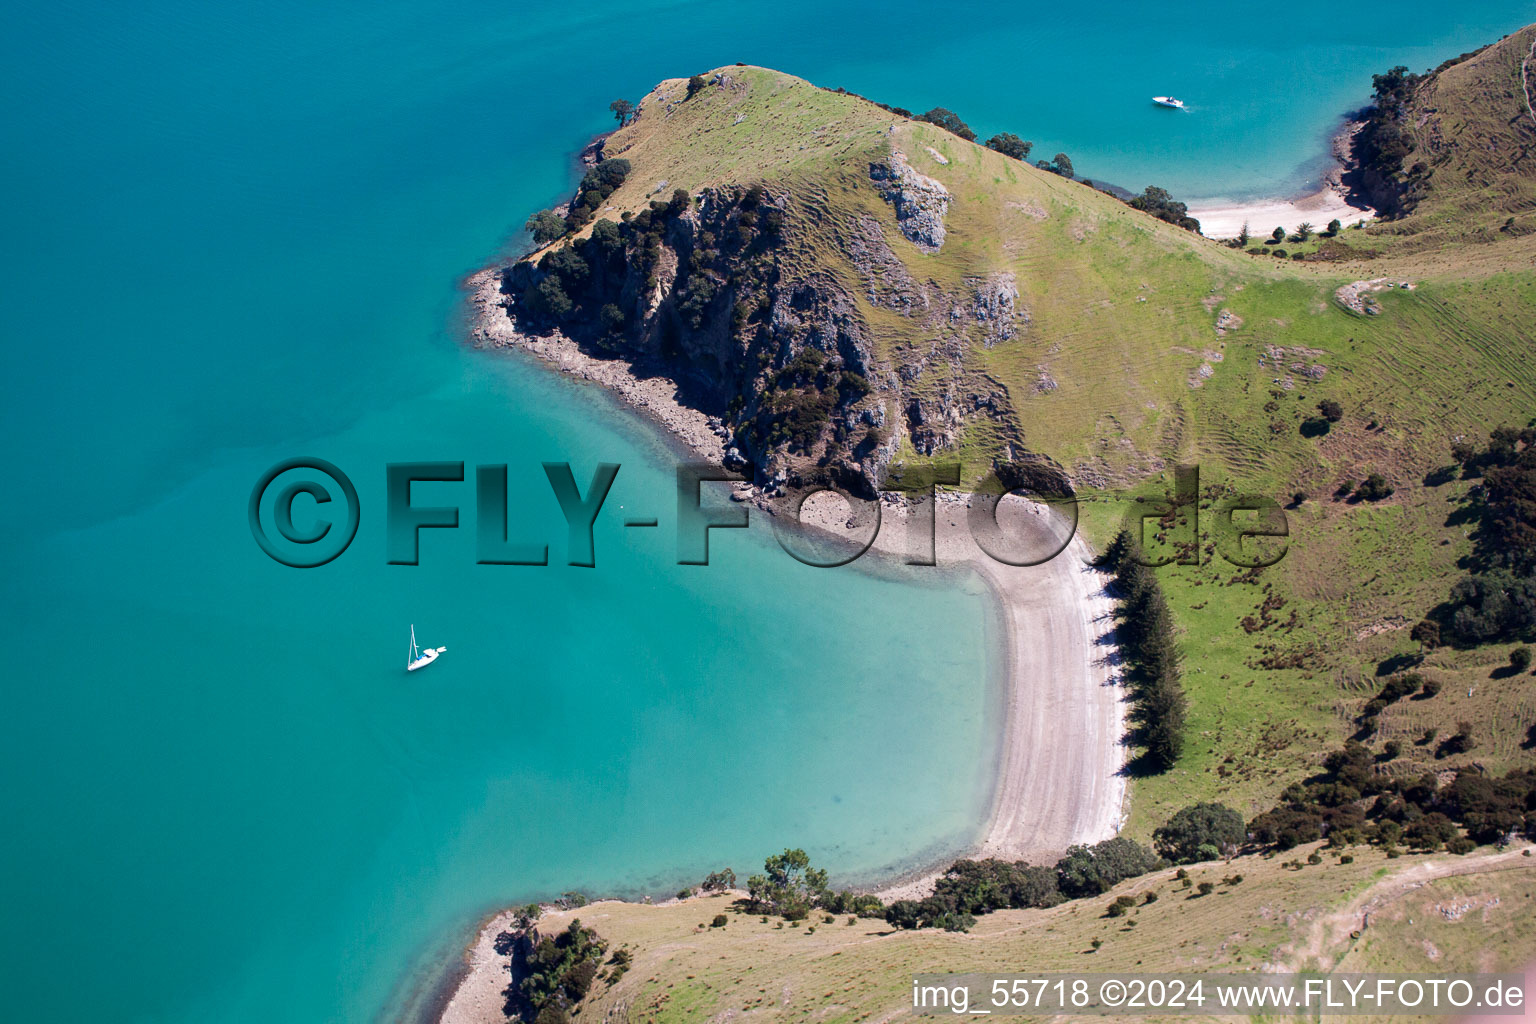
<box><xmin>523</xmin><ymin>843</ymin><xmax>1536</xmax><ymax>1023</ymax></box>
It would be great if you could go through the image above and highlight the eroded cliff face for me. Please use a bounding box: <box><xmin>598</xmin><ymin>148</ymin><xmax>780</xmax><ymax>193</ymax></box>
<box><xmin>494</xmin><ymin>146</ymin><xmax>1046</xmax><ymax>496</ymax></box>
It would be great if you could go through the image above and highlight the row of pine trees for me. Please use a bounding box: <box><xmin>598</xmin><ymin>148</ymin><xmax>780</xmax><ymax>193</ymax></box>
<box><xmin>1099</xmin><ymin>531</ymin><xmax>1187</xmax><ymax>771</ymax></box>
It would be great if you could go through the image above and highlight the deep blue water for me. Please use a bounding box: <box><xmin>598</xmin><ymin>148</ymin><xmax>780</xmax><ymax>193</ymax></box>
<box><xmin>3</xmin><ymin>1</ymin><xmax>1531</xmax><ymax>1020</ymax></box>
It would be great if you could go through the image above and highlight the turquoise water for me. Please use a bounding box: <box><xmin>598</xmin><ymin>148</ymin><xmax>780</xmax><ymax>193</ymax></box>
<box><xmin>3</xmin><ymin>2</ymin><xmax>1531</xmax><ymax>1020</ymax></box>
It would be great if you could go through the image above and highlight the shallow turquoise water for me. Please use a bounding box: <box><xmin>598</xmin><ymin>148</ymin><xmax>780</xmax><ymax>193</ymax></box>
<box><xmin>3</xmin><ymin>1</ymin><xmax>1531</xmax><ymax>1020</ymax></box>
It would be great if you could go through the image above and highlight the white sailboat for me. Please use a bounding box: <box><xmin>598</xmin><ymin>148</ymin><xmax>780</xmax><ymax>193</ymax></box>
<box><xmin>407</xmin><ymin>624</ymin><xmax>446</xmax><ymax>672</ymax></box>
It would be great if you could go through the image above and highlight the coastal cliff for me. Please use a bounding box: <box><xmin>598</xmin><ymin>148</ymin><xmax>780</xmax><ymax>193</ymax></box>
<box><xmin>472</xmin><ymin>67</ymin><xmax>1224</xmax><ymax>495</ymax></box>
<box><xmin>482</xmin><ymin>94</ymin><xmax>1040</xmax><ymax>496</ymax></box>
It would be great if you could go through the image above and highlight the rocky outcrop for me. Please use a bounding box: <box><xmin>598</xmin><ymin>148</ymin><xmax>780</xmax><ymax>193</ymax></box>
<box><xmin>869</xmin><ymin>151</ymin><xmax>951</xmax><ymax>252</ymax></box>
<box><xmin>966</xmin><ymin>272</ymin><xmax>1027</xmax><ymax>347</ymax></box>
<box><xmin>482</xmin><ymin>148</ymin><xmax>1032</xmax><ymax>498</ymax></box>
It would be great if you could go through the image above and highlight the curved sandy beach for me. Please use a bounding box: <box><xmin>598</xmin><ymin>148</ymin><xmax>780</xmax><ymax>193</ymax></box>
<box><xmin>439</xmin><ymin>271</ymin><xmax>1129</xmax><ymax>1023</ymax></box>
<box><xmin>1187</xmin><ymin>120</ymin><xmax>1376</xmax><ymax>239</ymax></box>
<box><xmin>1188</xmin><ymin>187</ymin><xmax>1374</xmax><ymax>241</ymax></box>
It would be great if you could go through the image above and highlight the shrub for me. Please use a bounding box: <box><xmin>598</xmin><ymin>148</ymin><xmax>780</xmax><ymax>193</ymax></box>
<box><xmin>1511</xmin><ymin>646</ymin><xmax>1533</xmax><ymax>672</ymax></box>
<box><xmin>514</xmin><ymin>919</ymin><xmax>607</xmax><ymax>1022</ymax></box>
<box><xmin>710</xmin><ymin>913</ymin><xmax>728</xmax><ymax>928</ymax></box>
<box><xmin>1128</xmin><ymin>185</ymin><xmax>1201</xmax><ymax>232</ymax></box>
<box><xmin>526</xmin><ymin>209</ymin><xmax>568</xmax><ymax>245</ymax></box>
<box><xmin>1445</xmin><ymin>572</ymin><xmax>1536</xmax><ymax>644</ymax></box>
<box><xmin>1196</xmin><ymin>881</ymin><xmax>1215</xmax><ymax>895</ymax></box>
<box><xmin>1154</xmin><ymin>803</ymin><xmax>1246</xmax><ymax>863</ymax></box>
<box><xmin>700</xmin><ymin>868</ymin><xmax>737</xmax><ymax>892</ymax></box>
<box><xmin>686</xmin><ymin>74</ymin><xmax>706</xmax><ymax>99</ymax></box>
<box><xmin>597</xmin><ymin>303</ymin><xmax>626</xmax><ymax>334</ymax></box>
<box><xmin>1412</xmin><ymin>620</ymin><xmax>1441</xmax><ymax>648</ymax></box>
<box><xmin>1354</xmin><ymin>473</ymin><xmax>1394</xmax><ymax>501</ymax></box>
<box><xmin>1440</xmin><ymin>721</ymin><xmax>1475</xmax><ymax>755</ymax></box>
<box><xmin>1421</xmin><ymin>678</ymin><xmax>1442</xmax><ymax>697</ymax></box>
<box><xmin>916</xmin><ymin>107</ymin><xmax>976</xmax><ymax>141</ymax></box>
<box><xmin>985</xmin><ymin>133</ymin><xmax>1033</xmax><ymax>161</ymax></box>
<box><xmin>1106</xmin><ymin>901</ymin><xmax>1126</xmax><ymax>917</ymax></box>
<box><xmin>1056</xmin><ymin>837</ymin><xmax>1164</xmax><ymax>898</ymax></box>
<box><xmin>1143</xmin><ymin>891</ymin><xmax>1159</xmax><ymax>904</ymax></box>
<box><xmin>1271</xmin><ymin>227</ymin><xmax>1286</xmax><ymax>242</ymax></box>
<box><xmin>1318</xmin><ymin>399</ymin><xmax>1344</xmax><ymax>422</ymax></box>
<box><xmin>1340</xmin><ymin>854</ymin><xmax>1354</xmax><ymax>864</ymax></box>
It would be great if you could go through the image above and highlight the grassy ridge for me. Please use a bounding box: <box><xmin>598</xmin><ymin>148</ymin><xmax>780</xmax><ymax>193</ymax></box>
<box><xmin>534</xmin><ymin>845</ymin><xmax>1536</xmax><ymax>1023</ymax></box>
<box><xmin>1367</xmin><ymin>24</ymin><xmax>1536</xmax><ymax>246</ymax></box>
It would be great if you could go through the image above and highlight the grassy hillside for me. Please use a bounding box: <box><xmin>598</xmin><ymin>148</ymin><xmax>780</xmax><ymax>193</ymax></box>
<box><xmin>1359</xmin><ymin>24</ymin><xmax>1536</xmax><ymax>247</ymax></box>
<box><xmin>574</xmin><ymin>63</ymin><xmax>1536</xmax><ymax>487</ymax></box>
<box><xmin>526</xmin><ymin>844</ymin><xmax>1536</xmax><ymax>1023</ymax></box>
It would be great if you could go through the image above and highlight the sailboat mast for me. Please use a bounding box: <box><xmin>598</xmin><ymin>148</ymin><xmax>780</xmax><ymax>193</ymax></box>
<box><xmin>409</xmin><ymin>624</ymin><xmax>419</xmax><ymax>665</ymax></box>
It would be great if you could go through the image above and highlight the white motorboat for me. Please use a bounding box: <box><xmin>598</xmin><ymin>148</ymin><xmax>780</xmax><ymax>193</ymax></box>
<box><xmin>407</xmin><ymin>624</ymin><xmax>446</xmax><ymax>672</ymax></box>
<box><xmin>1153</xmin><ymin>96</ymin><xmax>1186</xmax><ymax>109</ymax></box>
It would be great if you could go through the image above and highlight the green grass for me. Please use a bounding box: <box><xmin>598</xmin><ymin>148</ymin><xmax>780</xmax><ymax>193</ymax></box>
<box><xmin>535</xmin><ymin>845</ymin><xmax>1536</xmax><ymax>1024</ymax></box>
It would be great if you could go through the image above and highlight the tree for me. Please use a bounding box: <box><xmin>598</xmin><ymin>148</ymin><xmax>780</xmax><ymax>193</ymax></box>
<box><xmin>1411</xmin><ymin>619</ymin><xmax>1441</xmax><ymax>648</ymax></box>
<box><xmin>528</xmin><ymin>276</ymin><xmax>573</xmax><ymax>318</ymax></box>
<box><xmin>1326</xmin><ymin>218</ymin><xmax>1342</xmax><ymax>236</ymax></box>
<box><xmin>1295</xmin><ymin>221</ymin><xmax>1314</xmax><ymax>240</ymax></box>
<box><xmin>609</xmin><ymin>99</ymin><xmax>635</xmax><ymax>126</ymax></box>
<box><xmin>1051</xmin><ymin>152</ymin><xmax>1074</xmax><ymax>179</ymax></box>
<box><xmin>916</xmin><ymin>107</ymin><xmax>976</xmax><ymax>141</ymax></box>
<box><xmin>1511</xmin><ymin>646</ymin><xmax>1533</xmax><ymax>672</ymax></box>
<box><xmin>1055</xmin><ymin>837</ymin><xmax>1162</xmax><ymax>898</ymax></box>
<box><xmin>1154</xmin><ymin>803</ymin><xmax>1247</xmax><ymax>864</ymax></box>
<box><xmin>746</xmin><ymin>848</ymin><xmax>829</xmax><ymax>919</ymax></box>
<box><xmin>1237</xmin><ymin>222</ymin><xmax>1250</xmax><ymax>246</ymax></box>
<box><xmin>700</xmin><ymin>867</ymin><xmax>736</xmax><ymax>892</ymax></box>
<box><xmin>526</xmin><ymin>210</ymin><xmax>567</xmax><ymax>245</ymax></box>
<box><xmin>1129</xmin><ymin>185</ymin><xmax>1199</xmax><ymax>232</ymax></box>
<box><xmin>1272</xmin><ymin>226</ymin><xmax>1286</xmax><ymax>243</ymax></box>
<box><xmin>985</xmin><ymin>133</ymin><xmax>1033</xmax><ymax>161</ymax></box>
<box><xmin>1318</xmin><ymin>399</ymin><xmax>1343</xmax><ymax>422</ymax></box>
<box><xmin>686</xmin><ymin>74</ymin><xmax>706</xmax><ymax>99</ymax></box>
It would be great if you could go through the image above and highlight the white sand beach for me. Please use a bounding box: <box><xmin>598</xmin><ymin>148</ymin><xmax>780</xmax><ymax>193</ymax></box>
<box><xmin>1189</xmin><ymin>187</ymin><xmax>1374</xmax><ymax>241</ymax></box>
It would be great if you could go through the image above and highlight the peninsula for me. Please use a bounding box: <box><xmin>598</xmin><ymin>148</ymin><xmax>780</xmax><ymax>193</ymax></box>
<box><xmin>447</xmin><ymin>24</ymin><xmax>1536</xmax><ymax>1022</ymax></box>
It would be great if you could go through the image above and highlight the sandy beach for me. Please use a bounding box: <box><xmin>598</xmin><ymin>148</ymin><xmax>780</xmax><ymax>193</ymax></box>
<box><xmin>444</xmin><ymin>269</ymin><xmax>1129</xmax><ymax>1020</ymax></box>
<box><xmin>1187</xmin><ymin>121</ymin><xmax>1376</xmax><ymax>239</ymax></box>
